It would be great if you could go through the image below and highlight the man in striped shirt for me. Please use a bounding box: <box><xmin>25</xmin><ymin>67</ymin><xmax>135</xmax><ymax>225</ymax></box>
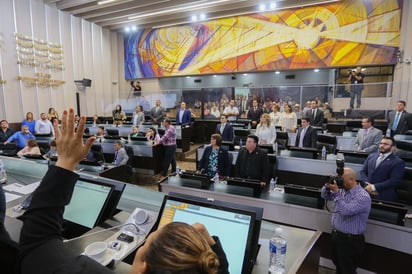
<box><xmin>321</xmin><ymin>167</ymin><xmax>371</xmax><ymax>274</ymax></box>
<box><xmin>156</xmin><ymin>119</ymin><xmax>177</xmax><ymax>178</ymax></box>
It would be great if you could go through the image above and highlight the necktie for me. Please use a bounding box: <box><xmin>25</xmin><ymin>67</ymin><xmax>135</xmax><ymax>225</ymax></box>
<box><xmin>312</xmin><ymin>109</ymin><xmax>315</xmax><ymax>119</ymax></box>
<box><xmin>220</xmin><ymin>124</ymin><xmax>225</xmax><ymax>134</ymax></box>
<box><xmin>254</xmin><ymin>107</ymin><xmax>257</xmax><ymax>111</ymax></box>
<box><xmin>392</xmin><ymin>112</ymin><xmax>401</xmax><ymax>131</ymax></box>
<box><xmin>114</xmin><ymin>151</ymin><xmax>118</xmax><ymax>164</ymax></box>
<box><xmin>375</xmin><ymin>153</ymin><xmax>385</xmax><ymax>168</ymax></box>
<box><xmin>298</xmin><ymin>127</ymin><xmax>306</xmax><ymax>148</ymax></box>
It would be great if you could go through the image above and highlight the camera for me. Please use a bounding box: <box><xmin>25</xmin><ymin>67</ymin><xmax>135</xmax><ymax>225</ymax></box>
<box><xmin>327</xmin><ymin>159</ymin><xmax>344</xmax><ymax>188</ymax></box>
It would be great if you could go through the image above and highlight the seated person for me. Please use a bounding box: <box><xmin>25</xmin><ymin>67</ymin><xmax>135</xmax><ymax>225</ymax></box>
<box><xmin>12</xmin><ymin>109</ymin><xmax>229</xmax><ymax>274</ymax></box>
<box><xmin>197</xmin><ymin>134</ymin><xmax>230</xmax><ymax>177</ymax></box>
<box><xmin>130</xmin><ymin>126</ymin><xmax>145</xmax><ymax>137</ymax></box>
<box><xmin>4</xmin><ymin>125</ymin><xmax>35</xmax><ymax>150</ymax></box>
<box><xmin>93</xmin><ymin>126</ymin><xmax>106</xmax><ymax>141</ymax></box>
<box><xmin>145</xmin><ymin>127</ymin><xmax>161</xmax><ymax>142</ymax></box>
<box><xmin>113</xmin><ymin>140</ymin><xmax>128</xmax><ymax>165</ymax></box>
<box><xmin>92</xmin><ymin>114</ymin><xmax>101</xmax><ymax>125</ymax></box>
<box><xmin>43</xmin><ymin>140</ymin><xmax>58</xmax><ymax>159</ymax></box>
<box><xmin>17</xmin><ymin>139</ymin><xmax>41</xmax><ymax>157</ymax></box>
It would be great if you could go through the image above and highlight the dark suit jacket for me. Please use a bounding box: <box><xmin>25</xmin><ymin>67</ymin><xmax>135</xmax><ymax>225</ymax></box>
<box><xmin>360</xmin><ymin>152</ymin><xmax>405</xmax><ymax>202</ymax></box>
<box><xmin>309</xmin><ymin>108</ymin><xmax>324</xmax><ymax>127</ymax></box>
<box><xmin>216</xmin><ymin>123</ymin><xmax>234</xmax><ymax>142</ymax></box>
<box><xmin>295</xmin><ymin>126</ymin><xmax>318</xmax><ymax>148</ymax></box>
<box><xmin>388</xmin><ymin>111</ymin><xmax>412</xmax><ymax>136</ymax></box>
<box><xmin>198</xmin><ymin>145</ymin><xmax>231</xmax><ymax>176</ymax></box>
<box><xmin>176</xmin><ymin>109</ymin><xmax>192</xmax><ymax>126</ymax></box>
<box><xmin>247</xmin><ymin>107</ymin><xmax>263</xmax><ymax>127</ymax></box>
<box><xmin>235</xmin><ymin>148</ymin><xmax>269</xmax><ymax>183</ymax></box>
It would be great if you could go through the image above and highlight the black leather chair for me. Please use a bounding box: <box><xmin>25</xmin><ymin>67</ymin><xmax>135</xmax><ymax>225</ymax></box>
<box><xmin>316</xmin><ymin>134</ymin><xmax>337</xmax><ymax>154</ymax></box>
<box><xmin>106</xmin><ymin>129</ymin><xmax>119</xmax><ymax>137</ymax></box>
<box><xmin>275</xmin><ymin>132</ymin><xmax>289</xmax><ymax>150</ymax></box>
<box><xmin>397</xmin><ymin>168</ymin><xmax>412</xmax><ymax>205</ymax></box>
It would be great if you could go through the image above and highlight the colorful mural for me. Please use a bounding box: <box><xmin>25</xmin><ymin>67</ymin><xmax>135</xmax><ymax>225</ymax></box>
<box><xmin>124</xmin><ymin>0</ymin><xmax>402</xmax><ymax>79</ymax></box>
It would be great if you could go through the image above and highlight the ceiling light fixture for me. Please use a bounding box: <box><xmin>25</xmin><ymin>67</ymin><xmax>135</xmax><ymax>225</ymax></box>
<box><xmin>128</xmin><ymin>0</ymin><xmax>231</xmax><ymax>20</ymax></box>
<box><xmin>191</xmin><ymin>15</ymin><xmax>198</xmax><ymax>21</ymax></box>
<box><xmin>97</xmin><ymin>0</ymin><xmax>118</xmax><ymax>5</ymax></box>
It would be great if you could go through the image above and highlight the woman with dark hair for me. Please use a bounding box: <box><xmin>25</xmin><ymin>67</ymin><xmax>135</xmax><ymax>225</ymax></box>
<box><xmin>22</xmin><ymin>112</ymin><xmax>36</xmax><ymax>134</ymax></box>
<box><xmin>112</xmin><ymin>104</ymin><xmax>126</xmax><ymax>125</ymax></box>
<box><xmin>198</xmin><ymin>134</ymin><xmax>230</xmax><ymax>177</ymax></box>
<box><xmin>145</xmin><ymin>127</ymin><xmax>160</xmax><ymax>142</ymax></box>
<box><xmin>280</xmin><ymin>103</ymin><xmax>297</xmax><ymax>133</ymax></box>
<box><xmin>17</xmin><ymin>139</ymin><xmax>41</xmax><ymax>157</ymax></box>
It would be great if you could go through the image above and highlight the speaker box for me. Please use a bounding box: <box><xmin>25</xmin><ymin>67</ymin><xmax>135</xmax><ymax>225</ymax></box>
<box><xmin>83</xmin><ymin>78</ymin><xmax>92</xmax><ymax>87</ymax></box>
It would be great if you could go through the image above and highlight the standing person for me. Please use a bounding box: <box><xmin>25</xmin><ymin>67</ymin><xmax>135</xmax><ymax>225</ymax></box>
<box><xmin>235</xmin><ymin>135</ymin><xmax>270</xmax><ymax>186</ymax></box>
<box><xmin>4</xmin><ymin>125</ymin><xmax>36</xmax><ymax>149</ymax></box>
<box><xmin>216</xmin><ymin>115</ymin><xmax>234</xmax><ymax>142</ymax></box>
<box><xmin>223</xmin><ymin>99</ymin><xmax>239</xmax><ymax>122</ymax></box>
<box><xmin>156</xmin><ymin>119</ymin><xmax>177</xmax><ymax>179</ymax></box>
<box><xmin>294</xmin><ymin>117</ymin><xmax>318</xmax><ymax>148</ymax></box>
<box><xmin>269</xmin><ymin>104</ymin><xmax>282</xmax><ymax>127</ymax></box>
<box><xmin>112</xmin><ymin>140</ymin><xmax>129</xmax><ymax>166</ymax></box>
<box><xmin>321</xmin><ymin>168</ymin><xmax>371</xmax><ymax>274</ymax></box>
<box><xmin>255</xmin><ymin>113</ymin><xmax>276</xmax><ymax>145</ymax></box>
<box><xmin>293</xmin><ymin>104</ymin><xmax>303</xmax><ymax>120</ymax></box>
<box><xmin>353</xmin><ymin>117</ymin><xmax>383</xmax><ymax>153</ymax></box>
<box><xmin>309</xmin><ymin>100</ymin><xmax>324</xmax><ymax>127</ymax></box>
<box><xmin>198</xmin><ymin>134</ymin><xmax>230</xmax><ymax>177</ymax></box>
<box><xmin>150</xmin><ymin>99</ymin><xmax>166</xmax><ymax>125</ymax></box>
<box><xmin>112</xmin><ymin>104</ymin><xmax>126</xmax><ymax>126</ymax></box>
<box><xmin>22</xmin><ymin>112</ymin><xmax>36</xmax><ymax>134</ymax></box>
<box><xmin>360</xmin><ymin>136</ymin><xmax>405</xmax><ymax>202</ymax></box>
<box><xmin>133</xmin><ymin>106</ymin><xmax>145</xmax><ymax>126</ymax></box>
<box><xmin>131</xmin><ymin>80</ymin><xmax>142</xmax><ymax>93</ymax></box>
<box><xmin>47</xmin><ymin>107</ymin><xmax>59</xmax><ymax>122</ymax></box>
<box><xmin>280</xmin><ymin>104</ymin><xmax>297</xmax><ymax>133</ymax></box>
<box><xmin>0</xmin><ymin>120</ymin><xmax>15</xmax><ymax>143</ymax></box>
<box><xmin>35</xmin><ymin>113</ymin><xmax>54</xmax><ymax>136</ymax></box>
<box><xmin>247</xmin><ymin>99</ymin><xmax>263</xmax><ymax>129</ymax></box>
<box><xmin>348</xmin><ymin>66</ymin><xmax>365</xmax><ymax>109</ymax></box>
<box><xmin>175</xmin><ymin>102</ymin><xmax>191</xmax><ymax>126</ymax></box>
<box><xmin>387</xmin><ymin>100</ymin><xmax>412</xmax><ymax>137</ymax></box>
<box><xmin>210</xmin><ymin>103</ymin><xmax>221</xmax><ymax>118</ymax></box>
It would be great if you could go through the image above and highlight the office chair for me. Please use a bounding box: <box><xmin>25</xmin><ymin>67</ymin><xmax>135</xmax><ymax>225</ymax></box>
<box><xmin>106</xmin><ymin>129</ymin><xmax>119</xmax><ymax>137</ymax></box>
<box><xmin>394</xmin><ymin>140</ymin><xmax>412</xmax><ymax>159</ymax></box>
<box><xmin>397</xmin><ymin>168</ymin><xmax>412</xmax><ymax>205</ymax></box>
<box><xmin>316</xmin><ymin>134</ymin><xmax>337</xmax><ymax>154</ymax></box>
<box><xmin>275</xmin><ymin>132</ymin><xmax>289</xmax><ymax>150</ymax></box>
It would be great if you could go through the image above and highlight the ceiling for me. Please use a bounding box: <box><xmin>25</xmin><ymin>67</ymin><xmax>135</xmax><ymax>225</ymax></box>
<box><xmin>43</xmin><ymin>0</ymin><xmax>340</xmax><ymax>31</ymax></box>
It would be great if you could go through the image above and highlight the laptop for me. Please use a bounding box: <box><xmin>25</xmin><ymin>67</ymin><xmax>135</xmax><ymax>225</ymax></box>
<box><xmin>151</xmin><ymin>193</ymin><xmax>262</xmax><ymax>274</ymax></box>
<box><xmin>62</xmin><ymin>180</ymin><xmax>114</xmax><ymax>238</ymax></box>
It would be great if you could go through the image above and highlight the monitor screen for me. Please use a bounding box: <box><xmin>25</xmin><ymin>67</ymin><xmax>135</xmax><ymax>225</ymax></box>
<box><xmin>154</xmin><ymin>194</ymin><xmax>260</xmax><ymax>274</ymax></box>
<box><xmin>339</xmin><ymin>150</ymin><xmax>368</xmax><ymax>164</ymax></box>
<box><xmin>288</xmin><ymin>146</ymin><xmax>319</xmax><ymax>159</ymax></box>
<box><xmin>63</xmin><ymin>180</ymin><xmax>113</xmax><ymax>229</ymax></box>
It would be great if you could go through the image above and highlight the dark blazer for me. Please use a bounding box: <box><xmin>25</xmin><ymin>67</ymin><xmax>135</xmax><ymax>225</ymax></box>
<box><xmin>198</xmin><ymin>145</ymin><xmax>231</xmax><ymax>176</ymax></box>
<box><xmin>176</xmin><ymin>109</ymin><xmax>192</xmax><ymax>126</ymax></box>
<box><xmin>309</xmin><ymin>108</ymin><xmax>324</xmax><ymax>127</ymax></box>
<box><xmin>295</xmin><ymin>126</ymin><xmax>318</xmax><ymax>148</ymax></box>
<box><xmin>247</xmin><ymin>107</ymin><xmax>263</xmax><ymax>127</ymax></box>
<box><xmin>216</xmin><ymin>123</ymin><xmax>234</xmax><ymax>142</ymax></box>
<box><xmin>235</xmin><ymin>147</ymin><xmax>270</xmax><ymax>183</ymax></box>
<box><xmin>387</xmin><ymin>111</ymin><xmax>412</xmax><ymax>136</ymax></box>
<box><xmin>360</xmin><ymin>152</ymin><xmax>405</xmax><ymax>202</ymax></box>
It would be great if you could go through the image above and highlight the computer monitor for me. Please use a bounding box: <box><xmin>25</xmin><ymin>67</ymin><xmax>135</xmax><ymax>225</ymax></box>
<box><xmin>258</xmin><ymin>144</ymin><xmax>274</xmax><ymax>154</ymax></box>
<box><xmin>339</xmin><ymin>150</ymin><xmax>368</xmax><ymax>164</ymax></box>
<box><xmin>369</xmin><ymin>199</ymin><xmax>408</xmax><ymax>226</ymax></box>
<box><xmin>130</xmin><ymin>136</ymin><xmax>149</xmax><ymax>142</ymax></box>
<box><xmin>221</xmin><ymin>141</ymin><xmax>235</xmax><ymax>151</ymax></box>
<box><xmin>153</xmin><ymin>193</ymin><xmax>262</xmax><ymax>274</ymax></box>
<box><xmin>284</xmin><ymin>184</ymin><xmax>325</xmax><ymax>209</ymax></box>
<box><xmin>63</xmin><ymin>180</ymin><xmax>114</xmax><ymax>238</ymax></box>
<box><xmin>225</xmin><ymin>177</ymin><xmax>262</xmax><ymax>197</ymax></box>
<box><xmin>288</xmin><ymin>146</ymin><xmax>319</xmax><ymax>159</ymax></box>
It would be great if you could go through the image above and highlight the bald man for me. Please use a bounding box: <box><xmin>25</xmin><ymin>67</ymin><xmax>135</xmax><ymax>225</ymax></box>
<box><xmin>321</xmin><ymin>168</ymin><xmax>371</xmax><ymax>274</ymax></box>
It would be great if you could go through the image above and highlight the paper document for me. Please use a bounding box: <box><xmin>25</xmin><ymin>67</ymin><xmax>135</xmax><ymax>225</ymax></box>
<box><xmin>5</xmin><ymin>192</ymin><xmax>22</xmax><ymax>203</ymax></box>
<box><xmin>3</xmin><ymin>181</ymin><xmax>40</xmax><ymax>194</ymax></box>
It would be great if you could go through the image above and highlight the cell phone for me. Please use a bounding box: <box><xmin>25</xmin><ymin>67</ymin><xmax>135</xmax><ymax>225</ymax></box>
<box><xmin>117</xmin><ymin>233</ymin><xmax>134</xmax><ymax>243</ymax></box>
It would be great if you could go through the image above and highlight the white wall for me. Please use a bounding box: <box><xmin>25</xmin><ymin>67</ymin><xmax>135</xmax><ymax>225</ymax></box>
<box><xmin>0</xmin><ymin>0</ymin><xmax>121</xmax><ymax>122</ymax></box>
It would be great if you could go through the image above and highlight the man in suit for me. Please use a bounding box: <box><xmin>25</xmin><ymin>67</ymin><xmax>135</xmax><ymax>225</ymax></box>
<box><xmin>247</xmin><ymin>99</ymin><xmax>263</xmax><ymax>129</ymax></box>
<box><xmin>133</xmin><ymin>106</ymin><xmax>145</xmax><ymax>126</ymax></box>
<box><xmin>112</xmin><ymin>140</ymin><xmax>129</xmax><ymax>166</ymax></box>
<box><xmin>175</xmin><ymin>101</ymin><xmax>192</xmax><ymax>126</ymax></box>
<box><xmin>294</xmin><ymin>117</ymin><xmax>318</xmax><ymax>148</ymax></box>
<box><xmin>150</xmin><ymin>99</ymin><xmax>166</xmax><ymax>125</ymax></box>
<box><xmin>0</xmin><ymin>120</ymin><xmax>14</xmax><ymax>143</ymax></box>
<box><xmin>360</xmin><ymin>136</ymin><xmax>405</xmax><ymax>202</ymax></box>
<box><xmin>309</xmin><ymin>100</ymin><xmax>324</xmax><ymax>127</ymax></box>
<box><xmin>387</xmin><ymin>100</ymin><xmax>412</xmax><ymax>137</ymax></box>
<box><xmin>354</xmin><ymin>117</ymin><xmax>383</xmax><ymax>153</ymax></box>
<box><xmin>235</xmin><ymin>135</ymin><xmax>270</xmax><ymax>186</ymax></box>
<box><xmin>216</xmin><ymin>115</ymin><xmax>234</xmax><ymax>142</ymax></box>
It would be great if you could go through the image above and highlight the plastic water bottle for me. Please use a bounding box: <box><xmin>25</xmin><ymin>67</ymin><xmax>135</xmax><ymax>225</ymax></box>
<box><xmin>176</xmin><ymin>165</ymin><xmax>180</xmax><ymax>175</ymax></box>
<box><xmin>214</xmin><ymin>172</ymin><xmax>220</xmax><ymax>184</ymax></box>
<box><xmin>269</xmin><ymin>227</ymin><xmax>287</xmax><ymax>274</ymax></box>
<box><xmin>239</xmin><ymin>139</ymin><xmax>243</xmax><ymax>147</ymax></box>
<box><xmin>128</xmin><ymin>134</ymin><xmax>131</xmax><ymax>143</ymax></box>
<box><xmin>273</xmin><ymin>142</ymin><xmax>278</xmax><ymax>155</ymax></box>
<box><xmin>247</xmin><ymin>123</ymin><xmax>251</xmax><ymax>129</ymax></box>
<box><xmin>321</xmin><ymin>146</ymin><xmax>327</xmax><ymax>160</ymax></box>
<box><xmin>269</xmin><ymin>178</ymin><xmax>276</xmax><ymax>192</ymax></box>
<box><xmin>386</xmin><ymin>128</ymin><xmax>391</xmax><ymax>137</ymax></box>
<box><xmin>0</xmin><ymin>160</ymin><xmax>8</xmax><ymax>184</ymax></box>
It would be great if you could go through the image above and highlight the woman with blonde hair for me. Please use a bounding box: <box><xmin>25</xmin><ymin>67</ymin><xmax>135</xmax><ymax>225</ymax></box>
<box><xmin>256</xmin><ymin>113</ymin><xmax>277</xmax><ymax>144</ymax></box>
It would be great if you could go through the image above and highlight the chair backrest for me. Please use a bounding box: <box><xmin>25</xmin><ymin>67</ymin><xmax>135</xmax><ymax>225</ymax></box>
<box><xmin>316</xmin><ymin>134</ymin><xmax>337</xmax><ymax>154</ymax></box>
<box><xmin>396</xmin><ymin>168</ymin><xmax>412</xmax><ymax>205</ymax></box>
<box><xmin>124</xmin><ymin>145</ymin><xmax>134</xmax><ymax>166</ymax></box>
<box><xmin>90</xmin><ymin>144</ymin><xmax>105</xmax><ymax>163</ymax></box>
<box><xmin>275</xmin><ymin>132</ymin><xmax>289</xmax><ymax>150</ymax></box>
<box><xmin>106</xmin><ymin>129</ymin><xmax>119</xmax><ymax>137</ymax></box>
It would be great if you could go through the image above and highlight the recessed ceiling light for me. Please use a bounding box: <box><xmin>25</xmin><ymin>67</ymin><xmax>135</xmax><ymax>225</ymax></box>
<box><xmin>199</xmin><ymin>14</ymin><xmax>206</xmax><ymax>20</ymax></box>
<box><xmin>97</xmin><ymin>0</ymin><xmax>118</xmax><ymax>5</ymax></box>
<box><xmin>213</xmin><ymin>75</ymin><xmax>217</xmax><ymax>77</ymax></box>
<box><xmin>270</xmin><ymin>2</ymin><xmax>277</xmax><ymax>9</ymax></box>
<box><xmin>275</xmin><ymin>71</ymin><xmax>280</xmax><ymax>74</ymax></box>
<box><xmin>191</xmin><ymin>15</ymin><xmax>198</xmax><ymax>21</ymax></box>
<box><xmin>259</xmin><ymin>4</ymin><xmax>266</xmax><ymax>11</ymax></box>
<box><xmin>131</xmin><ymin>25</ymin><xmax>137</xmax><ymax>31</ymax></box>
<box><xmin>125</xmin><ymin>26</ymin><xmax>130</xmax><ymax>32</ymax></box>
<box><xmin>243</xmin><ymin>73</ymin><xmax>248</xmax><ymax>76</ymax></box>
<box><xmin>314</xmin><ymin>69</ymin><xmax>320</xmax><ymax>72</ymax></box>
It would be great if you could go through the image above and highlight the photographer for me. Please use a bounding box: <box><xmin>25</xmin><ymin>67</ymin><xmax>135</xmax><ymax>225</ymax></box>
<box><xmin>321</xmin><ymin>167</ymin><xmax>371</xmax><ymax>274</ymax></box>
<box><xmin>347</xmin><ymin>66</ymin><xmax>365</xmax><ymax>109</ymax></box>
